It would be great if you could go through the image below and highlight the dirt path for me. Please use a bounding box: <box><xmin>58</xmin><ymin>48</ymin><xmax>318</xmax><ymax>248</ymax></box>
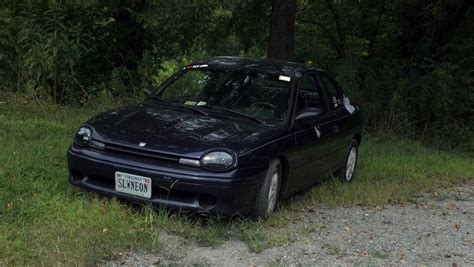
<box><xmin>107</xmin><ymin>185</ymin><xmax>474</xmax><ymax>266</ymax></box>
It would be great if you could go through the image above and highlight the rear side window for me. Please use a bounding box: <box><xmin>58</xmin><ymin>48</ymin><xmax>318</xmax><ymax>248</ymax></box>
<box><xmin>296</xmin><ymin>75</ymin><xmax>325</xmax><ymax>112</ymax></box>
<box><xmin>299</xmin><ymin>75</ymin><xmax>318</xmax><ymax>92</ymax></box>
<box><xmin>320</xmin><ymin>73</ymin><xmax>343</xmax><ymax>109</ymax></box>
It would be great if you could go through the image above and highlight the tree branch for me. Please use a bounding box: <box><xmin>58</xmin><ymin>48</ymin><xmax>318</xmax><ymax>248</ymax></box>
<box><xmin>324</xmin><ymin>0</ymin><xmax>345</xmax><ymax>57</ymax></box>
<box><xmin>297</xmin><ymin>17</ymin><xmax>344</xmax><ymax>59</ymax></box>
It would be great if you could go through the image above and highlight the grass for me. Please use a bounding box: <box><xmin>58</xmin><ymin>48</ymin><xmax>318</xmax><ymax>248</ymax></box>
<box><xmin>1</xmin><ymin>93</ymin><xmax>473</xmax><ymax>265</ymax></box>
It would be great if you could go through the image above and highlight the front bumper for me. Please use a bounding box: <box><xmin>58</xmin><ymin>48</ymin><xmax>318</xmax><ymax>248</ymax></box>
<box><xmin>67</xmin><ymin>147</ymin><xmax>266</xmax><ymax>215</ymax></box>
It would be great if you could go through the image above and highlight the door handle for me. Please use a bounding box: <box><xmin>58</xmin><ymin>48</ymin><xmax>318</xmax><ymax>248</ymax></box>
<box><xmin>332</xmin><ymin>125</ymin><xmax>339</xmax><ymax>133</ymax></box>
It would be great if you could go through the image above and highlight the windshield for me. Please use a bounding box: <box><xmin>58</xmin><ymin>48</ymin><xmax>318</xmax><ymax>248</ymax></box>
<box><xmin>156</xmin><ymin>68</ymin><xmax>291</xmax><ymax>122</ymax></box>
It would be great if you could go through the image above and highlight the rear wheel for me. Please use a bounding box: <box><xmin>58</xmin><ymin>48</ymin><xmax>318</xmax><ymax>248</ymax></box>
<box><xmin>252</xmin><ymin>159</ymin><xmax>281</xmax><ymax>219</ymax></box>
<box><xmin>336</xmin><ymin>139</ymin><xmax>359</xmax><ymax>182</ymax></box>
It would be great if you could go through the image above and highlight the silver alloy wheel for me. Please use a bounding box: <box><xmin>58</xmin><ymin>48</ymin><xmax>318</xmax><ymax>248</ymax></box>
<box><xmin>267</xmin><ymin>172</ymin><xmax>279</xmax><ymax>215</ymax></box>
<box><xmin>345</xmin><ymin>146</ymin><xmax>357</xmax><ymax>181</ymax></box>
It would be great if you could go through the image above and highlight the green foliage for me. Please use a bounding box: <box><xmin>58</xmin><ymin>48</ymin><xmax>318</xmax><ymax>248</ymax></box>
<box><xmin>18</xmin><ymin>5</ymin><xmax>87</xmax><ymax>100</ymax></box>
<box><xmin>1</xmin><ymin>2</ymin><xmax>114</xmax><ymax>102</ymax></box>
<box><xmin>0</xmin><ymin>0</ymin><xmax>472</xmax><ymax>147</ymax></box>
<box><xmin>0</xmin><ymin>1</ymin><xmax>157</xmax><ymax>103</ymax></box>
<box><xmin>295</xmin><ymin>0</ymin><xmax>473</xmax><ymax>149</ymax></box>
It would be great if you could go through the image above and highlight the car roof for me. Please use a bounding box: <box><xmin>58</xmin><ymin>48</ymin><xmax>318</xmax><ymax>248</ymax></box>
<box><xmin>191</xmin><ymin>56</ymin><xmax>322</xmax><ymax>77</ymax></box>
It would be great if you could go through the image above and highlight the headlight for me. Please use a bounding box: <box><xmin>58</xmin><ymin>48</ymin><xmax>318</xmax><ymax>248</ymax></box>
<box><xmin>74</xmin><ymin>127</ymin><xmax>92</xmax><ymax>146</ymax></box>
<box><xmin>200</xmin><ymin>151</ymin><xmax>235</xmax><ymax>171</ymax></box>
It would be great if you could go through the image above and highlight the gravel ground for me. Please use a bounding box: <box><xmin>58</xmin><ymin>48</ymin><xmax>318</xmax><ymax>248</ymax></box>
<box><xmin>106</xmin><ymin>185</ymin><xmax>474</xmax><ymax>266</ymax></box>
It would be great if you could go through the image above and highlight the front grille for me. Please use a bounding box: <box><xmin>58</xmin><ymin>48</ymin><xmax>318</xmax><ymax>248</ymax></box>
<box><xmin>105</xmin><ymin>144</ymin><xmax>180</xmax><ymax>162</ymax></box>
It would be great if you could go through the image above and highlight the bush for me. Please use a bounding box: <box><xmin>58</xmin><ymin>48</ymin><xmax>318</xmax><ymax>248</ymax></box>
<box><xmin>0</xmin><ymin>1</ymin><xmax>472</xmax><ymax>149</ymax></box>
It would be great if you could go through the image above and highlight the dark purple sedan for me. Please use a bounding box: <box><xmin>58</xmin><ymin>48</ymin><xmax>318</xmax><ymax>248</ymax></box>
<box><xmin>68</xmin><ymin>56</ymin><xmax>363</xmax><ymax>218</ymax></box>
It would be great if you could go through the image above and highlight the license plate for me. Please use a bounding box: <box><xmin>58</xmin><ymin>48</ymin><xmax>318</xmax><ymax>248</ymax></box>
<box><xmin>115</xmin><ymin>172</ymin><xmax>152</xmax><ymax>199</ymax></box>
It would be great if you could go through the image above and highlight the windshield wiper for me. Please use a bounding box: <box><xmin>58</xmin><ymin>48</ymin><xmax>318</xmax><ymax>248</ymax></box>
<box><xmin>147</xmin><ymin>96</ymin><xmax>208</xmax><ymax>116</ymax></box>
<box><xmin>199</xmin><ymin>105</ymin><xmax>265</xmax><ymax>124</ymax></box>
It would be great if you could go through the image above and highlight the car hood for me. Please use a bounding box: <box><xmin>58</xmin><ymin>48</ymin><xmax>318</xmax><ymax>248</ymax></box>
<box><xmin>86</xmin><ymin>102</ymin><xmax>285</xmax><ymax>158</ymax></box>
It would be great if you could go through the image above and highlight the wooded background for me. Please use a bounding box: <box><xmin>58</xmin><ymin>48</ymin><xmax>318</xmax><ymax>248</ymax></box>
<box><xmin>0</xmin><ymin>0</ymin><xmax>472</xmax><ymax>149</ymax></box>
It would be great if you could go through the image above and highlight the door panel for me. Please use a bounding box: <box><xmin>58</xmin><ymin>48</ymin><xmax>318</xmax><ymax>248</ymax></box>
<box><xmin>317</xmin><ymin>72</ymin><xmax>351</xmax><ymax>171</ymax></box>
<box><xmin>287</xmin><ymin>73</ymin><xmax>340</xmax><ymax>194</ymax></box>
<box><xmin>289</xmin><ymin>115</ymin><xmax>339</xmax><ymax>193</ymax></box>
<box><xmin>332</xmin><ymin>107</ymin><xmax>353</xmax><ymax>163</ymax></box>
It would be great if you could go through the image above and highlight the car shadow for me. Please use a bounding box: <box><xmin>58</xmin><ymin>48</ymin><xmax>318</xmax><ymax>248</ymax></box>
<box><xmin>89</xmin><ymin>174</ymin><xmax>339</xmax><ymax>226</ymax></box>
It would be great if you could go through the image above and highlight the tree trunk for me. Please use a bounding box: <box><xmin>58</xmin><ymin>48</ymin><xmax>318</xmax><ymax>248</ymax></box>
<box><xmin>113</xmin><ymin>1</ymin><xmax>146</xmax><ymax>71</ymax></box>
<box><xmin>267</xmin><ymin>0</ymin><xmax>296</xmax><ymax>61</ymax></box>
<box><xmin>324</xmin><ymin>0</ymin><xmax>345</xmax><ymax>58</ymax></box>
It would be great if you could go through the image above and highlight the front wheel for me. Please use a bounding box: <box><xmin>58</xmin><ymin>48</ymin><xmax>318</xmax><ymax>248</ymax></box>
<box><xmin>336</xmin><ymin>139</ymin><xmax>359</xmax><ymax>182</ymax></box>
<box><xmin>251</xmin><ymin>159</ymin><xmax>281</xmax><ymax>219</ymax></box>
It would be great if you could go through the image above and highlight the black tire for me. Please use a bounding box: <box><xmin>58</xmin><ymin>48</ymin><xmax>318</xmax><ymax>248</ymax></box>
<box><xmin>336</xmin><ymin>139</ymin><xmax>359</xmax><ymax>182</ymax></box>
<box><xmin>251</xmin><ymin>159</ymin><xmax>281</xmax><ymax>219</ymax></box>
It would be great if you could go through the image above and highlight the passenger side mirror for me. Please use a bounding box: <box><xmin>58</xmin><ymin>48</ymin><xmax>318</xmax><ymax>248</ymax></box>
<box><xmin>295</xmin><ymin>108</ymin><xmax>324</xmax><ymax>123</ymax></box>
<box><xmin>143</xmin><ymin>85</ymin><xmax>156</xmax><ymax>96</ymax></box>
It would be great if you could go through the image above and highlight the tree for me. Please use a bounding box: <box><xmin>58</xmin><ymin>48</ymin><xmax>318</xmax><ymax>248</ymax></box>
<box><xmin>267</xmin><ymin>0</ymin><xmax>296</xmax><ymax>61</ymax></box>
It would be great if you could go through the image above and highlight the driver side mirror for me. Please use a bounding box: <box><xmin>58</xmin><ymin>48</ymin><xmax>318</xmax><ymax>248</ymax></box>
<box><xmin>295</xmin><ymin>108</ymin><xmax>324</xmax><ymax>124</ymax></box>
<box><xmin>143</xmin><ymin>85</ymin><xmax>156</xmax><ymax>96</ymax></box>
